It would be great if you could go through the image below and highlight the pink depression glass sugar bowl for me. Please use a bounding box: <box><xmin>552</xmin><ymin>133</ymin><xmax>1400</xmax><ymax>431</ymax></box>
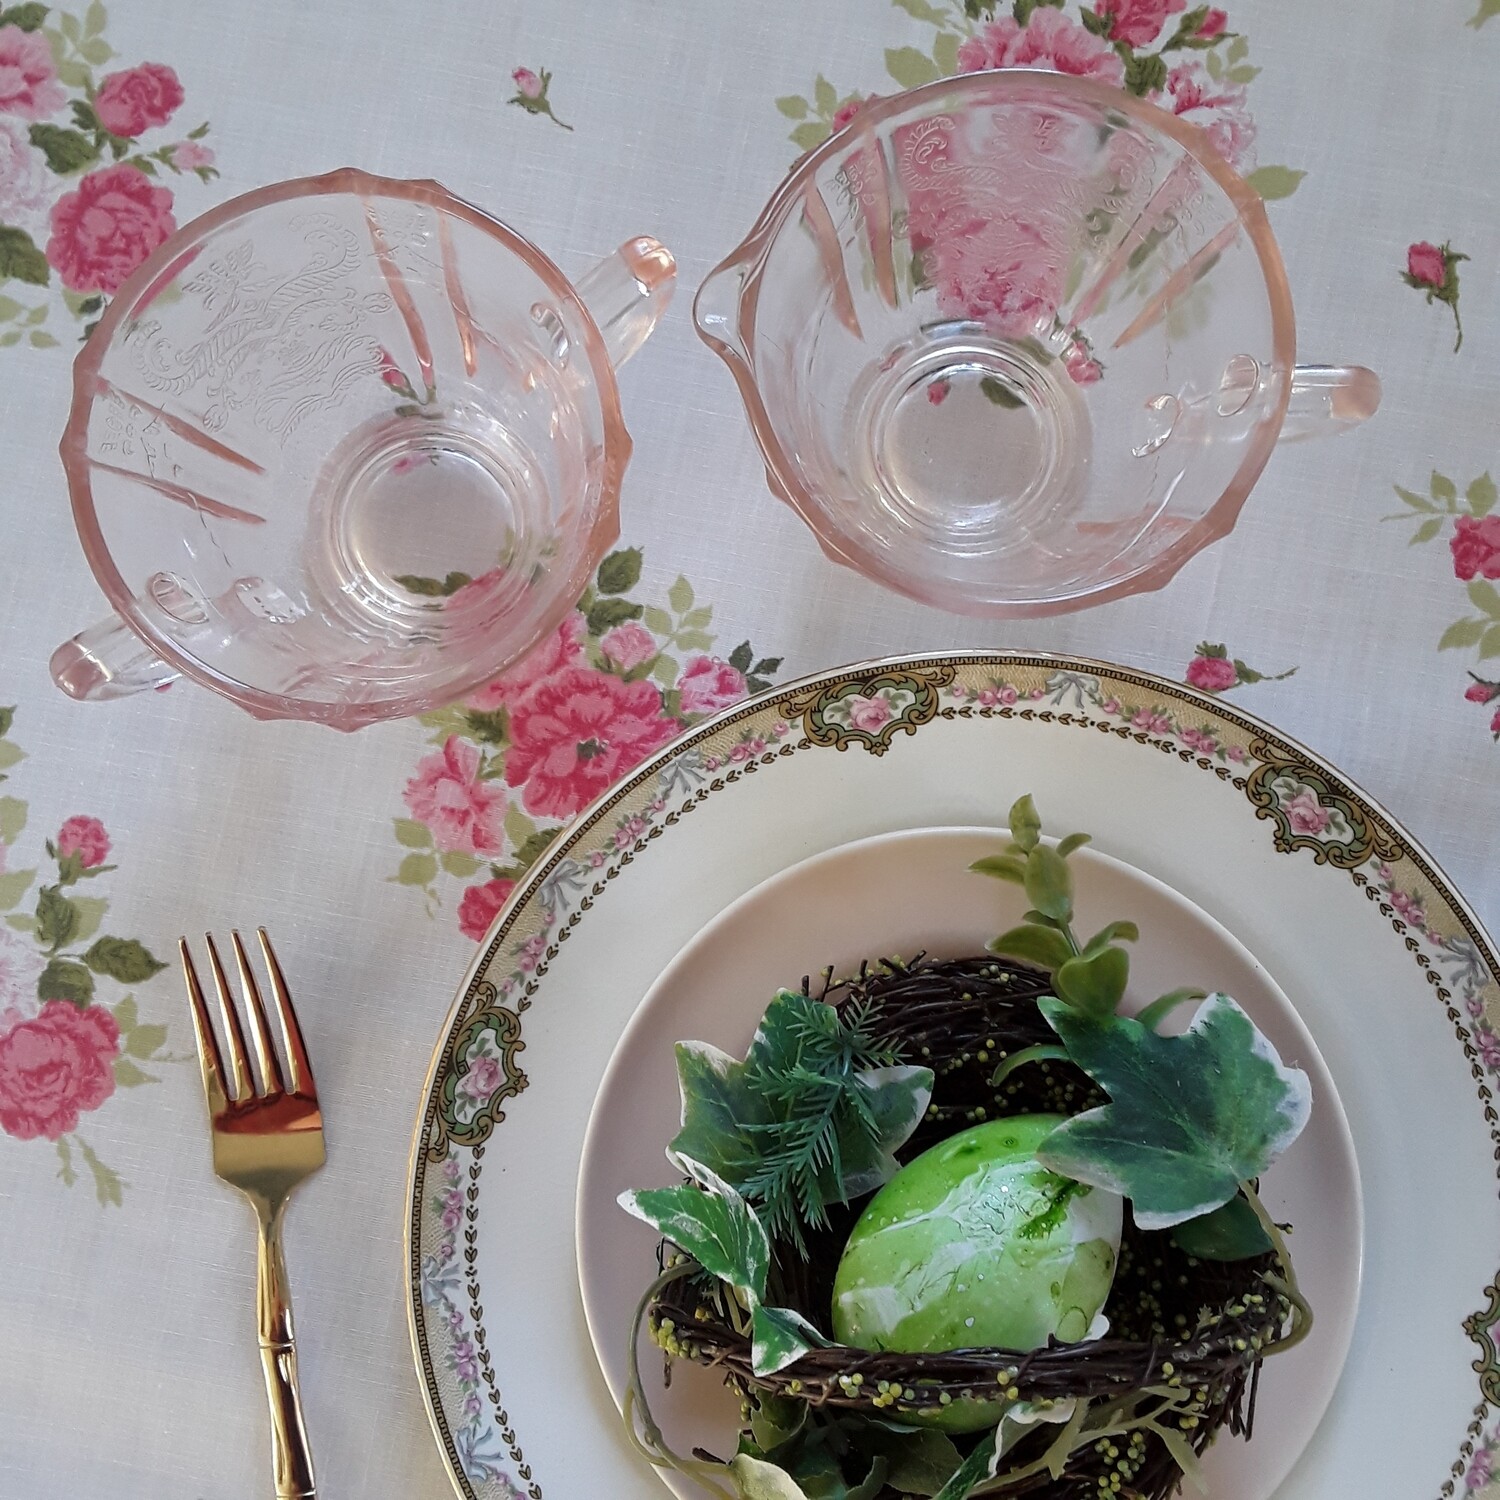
<box><xmin>694</xmin><ymin>71</ymin><xmax>1380</xmax><ymax>618</ymax></box>
<box><xmin>53</xmin><ymin>168</ymin><xmax>675</xmax><ymax>728</ymax></box>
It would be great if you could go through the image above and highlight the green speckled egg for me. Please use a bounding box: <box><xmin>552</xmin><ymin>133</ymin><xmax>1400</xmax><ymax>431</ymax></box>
<box><xmin>831</xmin><ymin>1114</ymin><xmax>1121</xmax><ymax>1389</ymax></box>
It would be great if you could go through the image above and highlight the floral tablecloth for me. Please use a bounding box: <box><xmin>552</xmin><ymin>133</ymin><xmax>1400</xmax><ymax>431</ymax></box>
<box><xmin>2</xmin><ymin>1</ymin><xmax>1498</xmax><ymax>1497</ymax></box>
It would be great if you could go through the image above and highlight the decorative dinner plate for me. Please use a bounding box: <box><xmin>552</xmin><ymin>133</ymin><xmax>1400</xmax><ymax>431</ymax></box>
<box><xmin>406</xmin><ymin>652</ymin><xmax>1500</xmax><ymax>1500</ymax></box>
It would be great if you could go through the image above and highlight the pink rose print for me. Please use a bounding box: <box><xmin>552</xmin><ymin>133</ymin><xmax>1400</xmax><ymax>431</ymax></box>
<box><xmin>0</xmin><ymin>24</ymin><xmax>66</xmax><ymax>120</ymax></box>
<box><xmin>457</xmin><ymin>1053</ymin><xmax>503</xmax><ymax>1101</ymax></box>
<box><xmin>831</xmin><ymin>93</ymin><xmax>882</xmax><ymax>132</ymax></box>
<box><xmin>1402</xmin><ymin>240</ymin><xmax>1467</xmax><ymax>352</ymax></box>
<box><xmin>505</xmin><ymin>666</ymin><xmax>678</xmax><ymax>819</ymax></box>
<box><xmin>845</xmin><ymin>694</ymin><xmax>893</xmax><ymax>733</ymax></box>
<box><xmin>1196</xmin><ymin>8</ymin><xmax>1229</xmax><ymax>38</ymax></box>
<box><xmin>0</xmin><ymin>924</ymin><xmax>45</xmax><ymax>1036</ymax></box>
<box><xmin>927</xmin><ymin>379</ymin><xmax>951</xmax><ymax>406</ymax></box>
<box><xmin>1062</xmin><ymin>339</ymin><xmax>1104</xmax><ymax>386</ymax></box>
<box><xmin>677</xmin><ymin>656</ymin><xmax>748</xmax><ymax>716</ymax></box>
<box><xmin>1468</xmin><ymin>1443</ymin><xmax>1494</xmax><ymax>1492</ymax></box>
<box><xmin>403</xmin><ymin>736</ymin><xmax>507</xmax><ymax>857</ymax></box>
<box><xmin>512</xmin><ymin>68</ymin><xmax>543</xmax><ymax>100</ymax></box>
<box><xmin>600</xmin><ymin>620</ymin><xmax>657</xmax><ymax>672</ymax></box>
<box><xmin>56</xmin><ymin>815</ymin><xmax>111</xmax><ymax>869</ymax></box>
<box><xmin>46</xmin><ymin>164</ymin><xmax>177</xmax><ymax>295</ymax></box>
<box><xmin>1466</xmin><ymin>677</ymin><xmax>1500</xmax><ymax>705</ymax></box>
<box><xmin>457</xmin><ymin>877</ymin><xmax>516</xmax><ymax>943</ymax></box>
<box><xmin>171</xmin><ymin>140</ymin><xmax>214</xmax><ymax>171</ymax></box>
<box><xmin>1407</xmin><ymin>242</ymin><xmax>1447</xmax><ymax>288</ymax></box>
<box><xmin>93</xmin><ymin>63</ymin><xmax>185</xmax><ymax>138</ymax></box>
<box><xmin>466</xmin><ymin>611</ymin><xmax>586</xmax><ymax>713</ymax></box>
<box><xmin>1092</xmin><ymin>0</ymin><xmax>1186</xmax><ymax>50</ymax></box>
<box><xmin>0</xmin><ymin>1001</ymin><xmax>120</xmax><ymax>1141</ymax></box>
<box><xmin>0</xmin><ymin>118</ymin><xmax>47</xmax><ymax>227</ymax></box>
<box><xmin>1282</xmin><ymin>789</ymin><xmax>1330</xmax><ymax>837</ymax></box>
<box><xmin>958</xmin><ymin>10</ymin><xmax>1126</xmax><ymax>84</ymax></box>
<box><xmin>1186</xmin><ymin>655</ymin><xmax>1239</xmax><ymax>693</ymax></box>
<box><xmin>1451</xmin><ymin>516</ymin><xmax>1500</xmax><ymax>581</ymax></box>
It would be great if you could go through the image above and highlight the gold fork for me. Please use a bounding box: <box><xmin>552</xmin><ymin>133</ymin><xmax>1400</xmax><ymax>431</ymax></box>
<box><xmin>180</xmin><ymin>929</ymin><xmax>325</xmax><ymax>1500</ymax></box>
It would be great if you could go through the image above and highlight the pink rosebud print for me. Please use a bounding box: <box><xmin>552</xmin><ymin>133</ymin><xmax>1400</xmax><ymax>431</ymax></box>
<box><xmin>0</xmin><ymin>1001</ymin><xmax>120</xmax><ymax>1141</ymax></box>
<box><xmin>46</xmin><ymin>165</ymin><xmax>176</xmax><ymax>294</ymax></box>
<box><xmin>94</xmin><ymin>63</ymin><xmax>185</xmax><ymax>138</ymax></box>
<box><xmin>171</xmin><ymin>140</ymin><xmax>215</xmax><ymax>170</ymax></box>
<box><xmin>511</xmin><ymin>67</ymin><xmax>543</xmax><ymax>99</ymax></box>
<box><xmin>1467</xmin><ymin>680</ymin><xmax>1497</xmax><ymax>703</ymax></box>
<box><xmin>845</xmin><ymin>694</ymin><xmax>893</xmax><ymax>733</ymax></box>
<box><xmin>831</xmin><ymin>93</ymin><xmax>882</xmax><ymax>133</ymax></box>
<box><xmin>56</xmin><ymin>815</ymin><xmax>110</xmax><ymax>868</ymax></box>
<box><xmin>676</xmin><ymin>656</ymin><xmax>748</xmax><ymax>716</ymax></box>
<box><xmin>457</xmin><ymin>877</ymin><xmax>516</xmax><ymax>942</ymax></box>
<box><xmin>403</xmin><ymin>736</ymin><xmax>507</xmax><ymax>857</ymax></box>
<box><xmin>927</xmin><ymin>379</ymin><xmax>951</xmax><ymax>406</ymax></box>
<box><xmin>1196</xmin><ymin>7</ymin><xmax>1229</xmax><ymax>38</ymax></box>
<box><xmin>1451</xmin><ymin>516</ymin><xmax>1500</xmax><ymax>582</ymax></box>
<box><xmin>0</xmin><ymin>25</ymin><xmax>65</xmax><ymax>120</ymax></box>
<box><xmin>1186</xmin><ymin>655</ymin><xmax>1239</xmax><ymax>693</ymax></box>
<box><xmin>1092</xmin><ymin>0</ymin><xmax>1186</xmax><ymax>50</ymax></box>
<box><xmin>509</xmin><ymin>64</ymin><xmax>571</xmax><ymax>130</ymax></box>
<box><xmin>1407</xmin><ymin>242</ymin><xmax>1447</xmax><ymax>288</ymax></box>
<box><xmin>600</xmin><ymin>620</ymin><xmax>657</xmax><ymax>672</ymax></box>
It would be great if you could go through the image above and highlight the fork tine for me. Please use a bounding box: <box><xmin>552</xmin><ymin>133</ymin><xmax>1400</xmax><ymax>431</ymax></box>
<box><xmin>257</xmin><ymin>928</ymin><xmax>315</xmax><ymax>1098</ymax></box>
<box><xmin>204</xmin><ymin>933</ymin><xmax>253</xmax><ymax>1101</ymax></box>
<box><xmin>231</xmin><ymin>929</ymin><xmax>284</xmax><ymax>1095</ymax></box>
<box><xmin>179</xmin><ymin>939</ymin><xmax>228</xmax><ymax>1113</ymax></box>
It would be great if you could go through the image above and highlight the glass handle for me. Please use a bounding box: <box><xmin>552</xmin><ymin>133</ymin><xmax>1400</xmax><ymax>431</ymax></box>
<box><xmin>1278</xmin><ymin>364</ymin><xmax>1382</xmax><ymax>443</ymax></box>
<box><xmin>50</xmin><ymin>614</ymin><xmax>179</xmax><ymax>702</ymax></box>
<box><xmin>573</xmin><ymin>237</ymin><xmax>675</xmax><ymax>369</ymax></box>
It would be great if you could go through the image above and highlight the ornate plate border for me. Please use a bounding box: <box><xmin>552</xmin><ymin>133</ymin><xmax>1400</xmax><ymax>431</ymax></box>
<box><xmin>405</xmin><ymin>652</ymin><xmax>1500</xmax><ymax>1500</ymax></box>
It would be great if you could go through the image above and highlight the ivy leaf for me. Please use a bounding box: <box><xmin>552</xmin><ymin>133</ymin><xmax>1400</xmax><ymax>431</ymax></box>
<box><xmin>83</xmin><ymin>937</ymin><xmax>168</xmax><ymax>983</ymax></box>
<box><xmin>1170</xmin><ymin>1192</ymin><xmax>1273</xmax><ymax>1260</ymax></box>
<box><xmin>27</xmin><ymin>123</ymin><xmax>98</xmax><ymax>173</ymax></box>
<box><xmin>1037</xmin><ymin>995</ymin><xmax>1311</xmax><ymax>1228</ymax></box>
<box><xmin>750</xmin><ymin>1301</ymin><xmax>827</xmax><ymax>1376</ymax></box>
<box><xmin>619</xmin><ymin>1156</ymin><xmax>769</xmax><ymax>1298</ymax></box>
<box><xmin>596</xmin><ymin>547</ymin><xmax>643</xmax><ymax>595</ymax></box>
<box><xmin>880</xmin><ymin>1429</ymin><xmax>965</xmax><ymax>1494</ymax></box>
<box><xmin>1008</xmin><ymin>793</ymin><xmax>1041</xmax><ymax>852</ymax></box>
<box><xmin>987</xmin><ymin>922</ymin><xmax>1072</xmax><ymax>971</ymax></box>
<box><xmin>1054</xmin><ymin>945</ymin><xmax>1129</xmax><ymax>1017</ymax></box>
<box><xmin>0</xmin><ymin>225</ymin><xmax>48</xmax><ymax>285</ymax></box>
<box><xmin>38</xmin><ymin>957</ymin><xmax>93</xmax><ymax>1005</ymax></box>
<box><xmin>1023</xmin><ymin>844</ymin><xmax>1072</xmax><ymax>921</ymax></box>
<box><xmin>729</xmin><ymin>1454</ymin><xmax>812</xmax><ymax>1500</ymax></box>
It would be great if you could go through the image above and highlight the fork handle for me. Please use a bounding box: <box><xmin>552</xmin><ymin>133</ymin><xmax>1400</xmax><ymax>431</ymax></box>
<box><xmin>257</xmin><ymin>1207</ymin><xmax>316</xmax><ymax>1499</ymax></box>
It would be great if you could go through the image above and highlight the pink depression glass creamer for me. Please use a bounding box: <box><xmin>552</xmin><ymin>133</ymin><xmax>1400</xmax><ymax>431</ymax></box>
<box><xmin>694</xmin><ymin>73</ymin><xmax>1379</xmax><ymax>617</ymax></box>
<box><xmin>53</xmin><ymin>169</ymin><xmax>675</xmax><ymax>727</ymax></box>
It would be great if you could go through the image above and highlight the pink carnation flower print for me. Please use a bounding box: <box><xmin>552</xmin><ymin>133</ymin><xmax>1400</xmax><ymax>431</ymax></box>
<box><xmin>46</xmin><ymin>164</ymin><xmax>177</xmax><ymax>294</ymax></box>
<box><xmin>676</xmin><ymin>656</ymin><xmax>747</xmax><ymax>716</ymax></box>
<box><xmin>0</xmin><ymin>24</ymin><xmax>66</xmax><ymax>120</ymax></box>
<box><xmin>1156</xmin><ymin>62</ymin><xmax>1256</xmax><ymax>171</ymax></box>
<box><xmin>0</xmin><ymin>1001</ymin><xmax>120</xmax><ymax>1141</ymax></box>
<box><xmin>1092</xmin><ymin>0</ymin><xmax>1186</xmax><ymax>49</ymax></box>
<box><xmin>93</xmin><ymin>63</ymin><xmax>184</xmax><ymax>138</ymax></box>
<box><xmin>56</xmin><ymin>815</ymin><xmax>111</xmax><ymax>868</ymax></box>
<box><xmin>403</xmin><ymin>736</ymin><xmax>507</xmax><ymax>857</ymax></box>
<box><xmin>466</xmin><ymin>611</ymin><xmax>586</xmax><ymax>713</ymax></box>
<box><xmin>957</xmin><ymin>10</ymin><xmax>1126</xmax><ymax>85</ymax></box>
<box><xmin>505</xmin><ymin>666</ymin><xmax>678</xmax><ymax>820</ymax></box>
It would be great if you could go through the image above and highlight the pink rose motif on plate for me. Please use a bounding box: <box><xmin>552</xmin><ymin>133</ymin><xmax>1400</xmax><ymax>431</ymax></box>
<box><xmin>0</xmin><ymin>1001</ymin><xmax>120</xmax><ymax>1141</ymax></box>
<box><xmin>457</xmin><ymin>1052</ymin><xmax>504</xmax><ymax>1101</ymax></box>
<box><xmin>1450</xmin><ymin>516</ymin><xmax>1500</xmax><ymax>581</ymax></box>
<box><xmin>1092</xmin><ymin>0</ymin><xmax>1186</xmax><ymax>50</ymax></box>
<box><xmin>0</xmin><ymin>924</ymin><xmax>46</xmax><ymax>1036</ymax></box>
<box><xmin>0</xmin><ymin>118</ymin><xmax>47</xmax><ymax>227</ymax></box>
<box><xmin>93</xmin><ymin>63</ymin><xmax>184</xmax><ymax>138</ymax></box>
<box><xmin>46</xmin><ymin>164</ymin><xmax>176</xmax><ymax>294</ymax></box>
<box><xmin>677</xmin><ymin>656</ymin><xmax>747</xmax><ymax>716</ymax></box>
<box><xmin>457</xmin><ymin>877</ymin><xmax>516</xmax><ymax>943</ymax></box>
<box><xmin>845</xmin><ymin>694</ymin><xmax>893</xmax><ymax>733</ymax></box>
<box><xmin>505</xmin><ymin>666</ymin><xmax>678</xmax><ymax>820</ymax></box>
<box><xmin>0</xmin><ymin>24</ymin><xmax>66</xmax><ymax>120</ymax></box>
<box><xmin>957</xmin><ymin>10</ymin><xmax>1126</xmax><ymax>84</ymax></box>
<box><xmin>56</xmin><ymin>815</ymin><xmax>111</xmax><ymax>868</ymax></box>
<box><xmin>1281</xmin><ymin>789</ymin><xmax>1330</xmax><ymax>837</ymax></box>
<box><xmin>600</xmin><ymin>620</ymin><xmax>657</xmax><ymax>672</ymax></box>
<box><xmin>1186</xmin><ymin>655</ymin><xmax>1238</xmax><ymax>693</ymax></box>
<box><xmin>403</xmin><ymin>736</ymin><xmax>507</xmax><ymax>856</ymax></box>
<box><xmin>466</xmin><ymin>611</ymin><xmax>586</xmax><ymax>713</ymax></box>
